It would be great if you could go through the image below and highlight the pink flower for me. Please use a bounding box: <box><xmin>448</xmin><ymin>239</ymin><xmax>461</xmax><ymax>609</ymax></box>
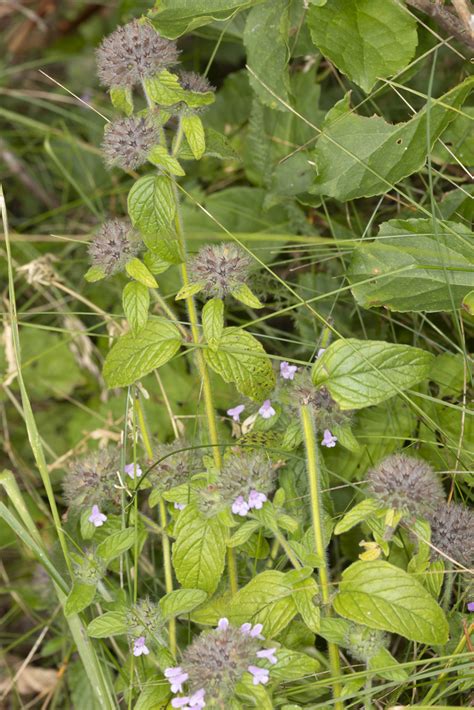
<box><xmin>468</xmin><ymin>602</ymin><xmax>474</xmax><ymax>612</ymax></box>
<box><xmin>248</xmin><ymin>490</ymin><xmax>267</xmax><ymax>510</ymax></box>
<box><xmin>165</xmin><ymin>666</ymin><xmax>189</xmax><ymax>694</ymax></box>
<box><xmin>241</xmin><ymin>622</ymin><xmax>264</xmax><ymax>639</ymax></box>
<box><xmin>256</xmin><ymin>647</ymin><xmax>277</xmax><ymax>664</ymax></box>
<box><xmin>227</xmin><ymin>404</ymin><xmax>245</xmax><ymax>422</ymax></box>
<box><xmin>321</xmin><ymin>429</ymin><xmax>337</xmax><ymax>448</ymax></box>
<box><xmin>258</xmin><ymin>400</ymin><xmax>275</xmax><ymax>419</ymax></box>
<box><xmin>248</xmin><ymin>665</ymin><xmax>269</xmax><ymax>685</ymax></box>
<box><xmin>232</xmin><ymin>496</ymin><xmax>249</xmax><ymax>517</ymax></box>
<box><xmin>124</xmin><ymin>462</ymin><xmax>143</xmax><ymax>479</ymax></box>
<box><xmin>280</xmin><ymin>361</ymin><xmax>297</xmax><ymax>380</ymax></box>
<box><xmin>88</xmin><ymin>505</ymin><xmax>107</xmax><ymax>527</ymax></box>
<box><xmin>217</xmin><ymin>618</ymin><xmax>229</xmax><ymax>631</ymax></box>
<box><xmin>174</xmin><ymin>502</ymin><xmax>186</xmax><ymax>511</ymax></box>
<box><xmin>133</xmin><ymin>636</ymin><xmax>149</xmax><ymax>657</ymax></box>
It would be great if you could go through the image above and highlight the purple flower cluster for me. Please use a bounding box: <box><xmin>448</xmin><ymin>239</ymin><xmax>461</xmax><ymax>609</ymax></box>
<box><xmin>232</xmin><ymin>489</ymin><xmax>267</xmax><ymax>517</ymax></box>
<box><xmin>164</xmin><ymin>618</ymin><xmax>277</xmax><ymax>707</ymax></box>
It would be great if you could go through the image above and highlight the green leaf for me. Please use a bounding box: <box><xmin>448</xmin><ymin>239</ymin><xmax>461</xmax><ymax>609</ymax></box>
<box><xmin>148</xmin><ymin>144</ymin><xmax>185</xmax><ymax>176</ymax></box>
<box><xmin>65</xmin><ymin>582</ymin><xmax>96</xmax><ymax>616</ymax></box>
<box><xmin>128</xmin><ymin>175</ymin><xmax>176</xmax><ymax>235</ymax></box>
<box><xmin>172</xmin><ymin>503</ymin><xmax>227</xmax><ymax>595</ymax></box>
<box><xmin>175</xmin><ymin>281</ymin><xmax>205</xmax><ymax>300</ymax></box>
<box><xmin>123</xmin><ymin>282</ymin><xmax>149</xmax><ymax>335</ymax></box>
<box><xmin>334</xmin><ymin>499</ymin><xmax>380</xmax><ymax>535</ymax></box>
<box><xmin>244</xmin><ymin>0</ymin><xmax>290</xmax><ymax>110</ymax></box>
<box><xmin>134</xmin><ymin>680</ymin><xmax>170</xmax><ymax>710</ymax></box>
<box><xmin>227</xmin><ymin>520</ymin><xmax>261</xmax><ymax>547</ymax></box>
<box><xmin>307</xmin><ymin>0</ymin><xmax>417</xmax><ymax>93</ymax></box>
<box><xmin>202</xmin><ymin>298</ymin><xmax>224</xmax><ymax>347</ymax></box>
<box><xmin>96</xmin><ymin>528</ymin><xmax>136</xmax><ymax>564</ymax></box>
<box><xmin>368</xmin><ymin>647</ymin><xmax>408</xmax><ymax>682</ymax></box>
<box><xmin>333</xmin><ymin>560</ymin><xmax>449</xmax><ymax>645</ymax></box>
<box><xmin>103</xmin><ymin>317</ymin><xmax>182</xmax><ymax>388</ymax></box>
<box><xmin>311</xmin><ymin>77</ymin><xmax>473</xmax><ymax>201</ymax></box>
<box><xmin>312</xmin><ymin>338</ymin><xmax>433</xmax><ymax>410</ymax></box>
<box><xmin>144</xmin><ymin>70</ymin><xmax>215</xmax><ymax>108</ymax></box>
<box><xmin>160</xmin><ymin>588</ymin><xmax>208</xmax><ymax>619</ymax></box>
<box><xmin>292</xmin><ymin>578</ymin><xmax>320</xmax><ymax>633</ymax></box>
<box><xmin>231</xmin><ymin>283</ymin><xmax>263</xmax><ymax>309</ymax></box>
<box><xmin>182</xmin><ymin>115</ymin><xmax>206</xmax><ymax>160</ymax></box>
<box><xmin>462</xmin><ymin>289</ymin><xmax>474</xmax><ymax>315</ymax></box>
<box><xmin>84</xmin><ymin>265</ymin><xmax>105</xmax><ymax>283</ymax></box>
<box><xmin>348</xmin><ymin>218</ymin><xmax>474</xmax><ymax>312</ymax></box>
<box><xmin>87</xmin><ymin>611</ymin><xmax>128</xmax><ymax>638</ymax></box>
<box><xmin>125</xmin><ymin>257</ymin><xmax>158</xmax><ymax>288</ymax></box>
<box><xmin>151</xmin><ymin>0</ymin><xmax>265</xmax><ymax>39</ymax></box>
<box><xmin>143</xmin><ymin>235</ymin><xmax>184</xmax><ymax>263</ymax></box>
<box><xmin>110</xmin><ymin>86</ymin><xmax>133</xmax><ymax>115</ymax></box>
<box><xmin>270</xmin><ymin>648</ymin><xmax>320</xmax><ymax>681</ymax></box>
<box><xmin>143</xmin><ymin>250</ymin><xmax>170</xmax><ymax>276</ymax></box>
<box><xmin>202</xmin><ymin>127</ymin><xmax>240</xmax><ymax>161</ymax></box>
<box><xmin>204</xmin><ymin>326</ymin><xmax>275</xmax><ymax>401</ymax></box>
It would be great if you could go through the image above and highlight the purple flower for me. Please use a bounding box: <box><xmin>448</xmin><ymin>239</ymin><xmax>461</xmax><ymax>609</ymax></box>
<box><xmin>171</xmin><ymin>699</ymin><xmax>191</xmax><ymax>709</ymax></box>
<box><xmin>256</xmin><ymin>647</ymin><xmax>277</xmax><ymax>665</ymax></box>
<box><xmin>227</xmin><ymin>404</ymin><xmax>245</xmax><ymax>422</ymax></box>
<box><xmin>248</xmin><ymin>490</ymin><xmax>267</xmax><ymax>510</ymax></box>
<box><xmin>124</xmin><ymin>462</ymin><xmax>143</xmax><ymax>479</ymax></box>
<box><xmin>321</xmin><ymin>429</ymin><xmax>337</xmax><ymax>448</ymax></box>
<box><xmin>468</xmin><ymin>601</ymin><xmax>474</xmax><ymax>613</ymax></box>
<box><xmin>232</xmin><ymin>496</ymin><xmax>249</xmax><ymax>517</ymax></box>
<box><xmin>165</xmin><ymin>666</ymin><xmax>189</xmax><ymax>694</ymax></box>
<box><xmin>133</xmin><ymin>636</ymin><xmax>150</xmax><ymax>657</ymax></box>
<box><xmin>258</xmin><ymin>400</ymin><xmax>275</xmax><ymax>419</ymax></box>
<box><xmin>248</xmin><ymin>665</ymin><xmax>269</xmax><ymax>685</ymax></box>
<box><xmin>217</xmin><ymin>617</ymin><xmax>229</xmax><ymax>631</ymax></box>
<box><xmin>174</xmin><ymin>502</ymin><xmax>186</xmax><ymax>511</ymax></box>
<box><xmin>188</xmin><ymin>688</ymin><xmax>206</xmax><ymax>709</ymax></box>
<box><xmin>88</xmin><ymin>505</ymin><xmax>107</xmax><ymax>527</ymax></box>
<box><xmin>240</xmin><ymin>622</ymin><xmax>264</xmax><ymax>639</ymax></box>
<box><xmin>280</xmin><ymin>361</ymin><xmax>297</xmax><ymax>380</ymax></box>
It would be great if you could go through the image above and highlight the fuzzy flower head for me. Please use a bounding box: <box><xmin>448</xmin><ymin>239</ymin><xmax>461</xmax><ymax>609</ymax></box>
<box><xmin>102</xmin><ymin>116</ymin><xmax>159</xmax><ymax>171</ymax></box>
<box><xmin>73</xmin><ymin>549</ymin><xmax>106</xmax><ymax>586</ymax></box>
<box><xmin>189</xmin><ymin>243</ymin><xmax>253</xmax><ymax>299</ymax></box>
<box><xmin>96</xmin><ymin>20</ymin><xmax>179</xmax><ymax>89</ymax></box>
<box><xmin>62</xmin><ymin>448</ymin><xmax>121</xmax><ymax>512</ymax></box>
<box><xmin>166</xmin><ymin>618</ymin><xmax>276</xmax><ymax>707</ymax></box>
<box><xmin>88</xmin><ymin>218</ymin><xmax>140</xmax><ymax>276</ymax></box>
<box><xmin>344</xmin><ymin>623</ymin><xmax>388</xmax><ymax>663</ymax></box>
<box><xmin>291</xmin><ymin>374</ymin><xmax>351</xmax><ymax>431</ymax></box>
<box><xmin>176</xmin><ymin>71</ymin><xmax>215</xmax><ymax>115</ymax></box>
<box><xmin>426</xmin><ymin>503</ymin><xmax>474</xmax><ymax>568</ymax></box>
<box><xmin>126</xmin><ymin>598</ymin><xmax>167</xmax><ymax>647</ymax></box>
<box><xmin>147</xmin><ymin>440</ymin><xmax>201</xmax><ymax>495</ymax></box>
<box><xmin>367</xmin><ymin>454</ymin><xmax>445</xmax><ymax>517</ymax></box>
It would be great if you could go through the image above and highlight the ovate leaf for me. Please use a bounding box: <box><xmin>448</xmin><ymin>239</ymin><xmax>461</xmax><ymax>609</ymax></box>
<box><xmin>172</xmin><ymin>503</ymin><xmax>227</xmax><ymax>595</ymax></box>
<box><xmin>123</xmin><ymin>282</ymin><xmax>149</xmax><ymax>335</ymax></box>
<box><xmin>202</xmin><ymin>298</ymin><xmax>224</xmax><ymax>346</ymax></box>
<box><xmin>348</xmin><ymin>218</ymin><xmax>474</xmax><ymax>312</ymax></box>
<box><xmin>87</xmin><ymin>611</ymin><xmax>128</xmax><ymax>638</ymax></box>
<box><xmin>182</xmin><ymin>115</ymin><xmax>205</xmax><ymax>160</ymax></box>
<box><xmin>205</xmin><ymin>326</ymin><xmax>275</xmax><ymax>401</ymax></box>
<box><xmin>270</xmin><ymin>648</ymin><xmax>320</xmax><ymax>681</ymax></box>
<box><xmin>333</xmin><ymin>560</ymin><xmax>449</xmax><ymax>645</ymax></box>
<box><xmin>307</xmin><ymin>0</ymin><xmax>417</xmax><ymax>93</ymax></box>
<box><xmin>96</xmin><ymin>528</ymin><xmax>136</xmax><ymax>564</ymax></box>
<box><xmin>334</xmin><ymin>499</ymin><xmax>380</xmax><ymax>535</ymax></box>
<box><xmin>125</xmin><ymin>258</ymin><xmax>157</xmax><ymax>288</ymax></box>
<box><xmin>103</xmin><ymin>317</ymin><xmax>182</xmax><ymax>388</ymax></box>
<box><xmin>84</xmin><ymin>265</ymin><xmax>105</xmax><ymax>283</ymax></box>
<box><xmin>144</xmin><ymin>70</ymin><xmax>215</xmax><ymax>108</ymax></box>
<box><xmin>231</xmin><ymin>283</ymin><xmax>263</xmax><ymax>309</ymax></box>
<box><xmin>312</xmin><ymin>338</ymin><xmax>433</xmax><ymax>410</ymax></box>
<box><xmin>65</xmin><ymin>582</ymin><xmax>96</xmax><ymax>616</ymax></box>
<box><xmin>148</xmin><ymin>144</ymin><xmax>185</xmax><ymax>176</ymax></box>
<box><xmin>128</xmin><ymin>175</ymin><xmax>176</xmax><ymax>235</ymax></box>
<box><xmin>151</xmin><ymin>0</ymin><xmax>265</xmax><ymax>39</ymax></box>
<box><xmin>110</xmin><ymin>86</ymin><xmax>133</xmax><ymax>115</ymax></box>
<box><xmin>160</xmin><ymin>588</ymin><xmax>208</xmax><ymax>619</ymax></box>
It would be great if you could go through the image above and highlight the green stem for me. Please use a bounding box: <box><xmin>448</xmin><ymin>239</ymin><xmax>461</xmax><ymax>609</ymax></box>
<box><xmin>135</xmin><ymin>396</ymin><xmax>176</xmax><ymax>656</ymax></box>
<box><xmin>441</xmin><ymin>563</ymin><xmax>454</xmax><ymax>613</ymax></box>
<box><xmin>273</xmin><ymin>530</ymin><xmax>302</xmax><ymax>570</ymax></box>
<box><xmin>300</xmin><ymin>404</ymin><xmax>344</xmax><ymax>710</ymax></box>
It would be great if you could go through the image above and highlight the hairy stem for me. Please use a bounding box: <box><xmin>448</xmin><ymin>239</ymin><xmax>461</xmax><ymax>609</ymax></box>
<box><xmin>300</xmin><ymin>404</ymin><xmax>344</xmax><ymax>710</ymax></box>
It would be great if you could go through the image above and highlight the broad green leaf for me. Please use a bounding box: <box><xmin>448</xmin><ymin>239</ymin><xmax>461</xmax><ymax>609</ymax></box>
<box><xmin>96</xmin><ymin>528</ymin><xmax>136</xmax><ymax>564</ymax></box>
<box><xmin>103</xmin><ymin>317</ymin><xmax>182</xmax><ymax>388</ymax></box>
<box><xmin>244</xmin><ymin>0</ymin><xmax>290</xmax><ymax>110</ymax></box>
<box><xmin>205</xmin><ymin>326</ymin><xmax>275</xmax><ymax>401</ymax></box>
<box><xmin>312</xmin><ymin>338</ymin><xmax>433</xmax><ymax>410</ymax></box>
<box><xmin>148</xmin><ymin>144</ymin><xmax>185</xmax><ymax>176</ymax></box>
<box><xmin>143</xmin><ymin>235</ymin><xmax>184</xmax><ymax>263</ymax></box>
<box><xmin>110</xmin><ymin>86</ymin><xmax>133</xmax><ymax>115</ymax></box>
<box><xmin>227</xmin><ymin>570</ymin><xmax>299</xmax><ymax>637</ymax></box>
<box><xmin>231</xmin><ymin>283</ymin><xmax>263</xmax><ymax>309</ymax></box>
<box><xmin>125</xmin><ymin>257</ymin><xmax>158</xmax><ymax>288</ymax></box>
<box><xmin>151</xmin><ymin>0</ymin><xmax>265</xmax><ymax>39</ymax></box>
<box><xmin>236</xmin><ymin>676</ymin><xmax>273</xmax><ymax>710</ymax></box>
<box><xmin>202</xmin><ymin>298</ymin><xmax>224</xmax><ymax>346</ymax></box>
<box><xmin>333</xmin><ymin>560</ymin><xmax>449</xmax><ymax>644</ymax></box>
<box><xmin>368</xmin><ymin>647</ymin><xmax>408</xmax><ymax>682</ymax></box>
<box><xmin>65</xmin><ymin>582</ymin><xmax>96</xmax><ymax>616</ymax></box>
<box><xmin>123</xmin><ymin>282</ymin><xmax>149</xmax><ymax>335</ymax></box>
<box><xmin>307</xmin><ymin>0</ymin><xmax>417</xmax><ymax>93</ymax></box>
<box><xmin>182</xmin><ymin>115</ymin><xmax>205</xmax><ymax>160</ymax></box>
<box><xmin>134</xmin><ymin>680</ymin><xmax>170</xmax><ymax>710</ymax></box>
<box><xmin>84</xmin><ymin>265</ymin><xmax>105</xmax><ymax>283</ymax></box>
<box><xmin>144</xmin><ymin>70</ymin><xmax>215</xmax><ymax>108</ymax></box>
<box><xmin>334</xmin><ymin>499</ymin><xmax>380</xmax><ymax>535</ymax></box>
<box><xmin>202</xmin><ymin>127</ymin><xmax>240</xmax><ymax>161</ymax></box>
<box><xmin>349</xmin><ymin>218</ymin><xmax>474</xmax><ymax>312</ymax></box>
<box><xmin>311</xmin><ymin>77</ymin><xmax>473</xmax><ymax>201</ymax></box>
<box><xmin>87</xmin><ymin>611</ymin><xmax>128</xmax><ymax>638</ymax></box>
<box><xmin>143</xmin><ymin>250</ymin><xmax>170</xmax><ymax>276</ymax></box>
<box><xmin>226</xmin><ymin>520</ymin><xmax>261</xmax><ymax>547</ymax></box>
<box><xmin>292</xmin><ymin>578</ymin><xmax>320</xmax><ymax>633</ymax></box>
<box><xmin>172</xmin><ymin>503</ymin><xmax>227</xmax><ymax>594</ymax></box>
<box><xmin>270</xmin><ymin>648</ymin><xmax>320</xmax><ymax>681</ymax></box>
<box><xmin>128</xmin><ymin>175</ymin><xmax>176</xmax><ymax>235</ymax></box>
<box><xmin>175</xmin><ymin>281</ymin><xmax>204</xmax><ymax>300</ymax></box>
<box><xmin>160</xmin><ymin>588</ymin><xmax>208</xmax><ymax>619</ymax></box>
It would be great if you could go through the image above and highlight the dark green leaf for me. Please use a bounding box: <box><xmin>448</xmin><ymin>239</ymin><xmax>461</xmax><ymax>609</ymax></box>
<box><xmin>128</xmin><ymin>175</ymin><xmax>176</xmax><ymax>235</ymax></box>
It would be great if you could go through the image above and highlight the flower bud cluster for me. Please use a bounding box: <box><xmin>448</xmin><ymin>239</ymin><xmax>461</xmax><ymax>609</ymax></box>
<box><xmin>291</xmin><ymin>374</ymin><xmax>351</xmax><ymax>431</ymax></box>
<box><xmin>147</xmin><ymin>441</ymin><xmax>202</xmax><ymax>494</ymax></box>
<box><xmin>62</xmin><ymin>448</ymin><xmax>121</xmax><ymax>512</ymax></box>
<box><xmin>126</xmin><ymin>598</ymin><xmax>167</xmax><ymax>648</ymax></box>
<box><xmin>88</xmin><ymin>218</ymin><xmax>141</xmax><ymax>276</ymax></box>
<box><xmin>189</xmin><ymin>243</ymin><xmax>253</xmax><ymax>299</ymax></box>
<box><xmin>344</xmin><ymin>623</ymin><xmax>388</xmax><ymax>663</ymax></box>
<box><xmin>102</xmin><ymin>116</ymin><xmax>159</xmax><ymax>171</ymax></box>
<box><xmin>73</xmin><ymin>550</ymin><xmax>106</xmax><ymax>585</ymax></box>
<box><xmin>426</xmin><ymin>503</ymin><xmax>473</xmax><ymax>568</ymax></box>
